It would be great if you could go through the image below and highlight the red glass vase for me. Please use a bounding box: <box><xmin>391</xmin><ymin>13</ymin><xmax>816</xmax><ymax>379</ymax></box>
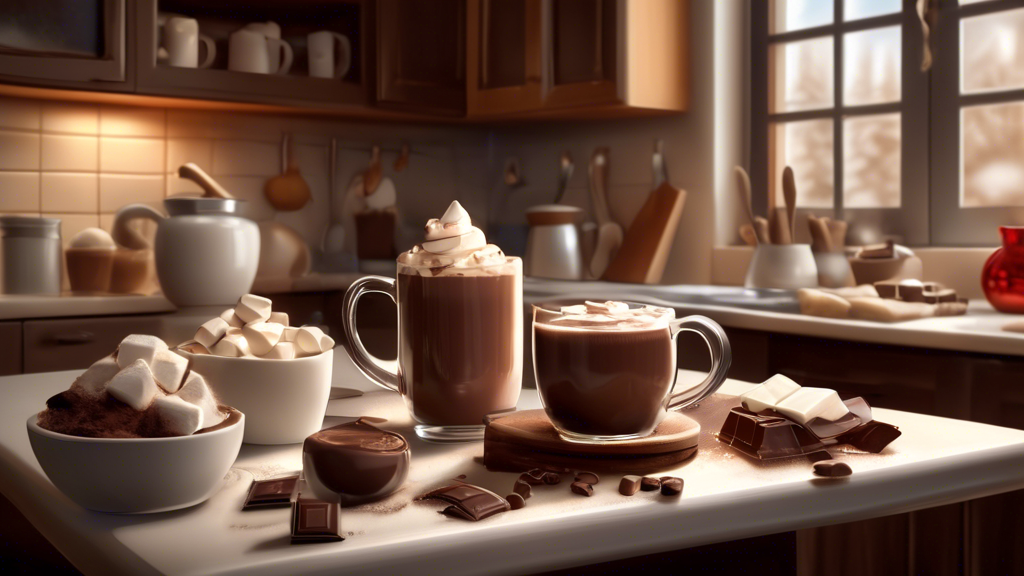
<box><xmin>982</xmin><ymin>226</ymin><xmax>1024</xmax><ymax>313</ymax></box>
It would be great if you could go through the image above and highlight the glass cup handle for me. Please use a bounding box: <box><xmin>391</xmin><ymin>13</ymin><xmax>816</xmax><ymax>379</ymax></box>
<box><xmin>341</xmin><ymin>275</ymin><xmax>401</xmax><ymax>393</ymax></box>
<box><xmin>666</xmin><ymin>315</ymin><xmax>732</xmax><ymax>410</ymax></box>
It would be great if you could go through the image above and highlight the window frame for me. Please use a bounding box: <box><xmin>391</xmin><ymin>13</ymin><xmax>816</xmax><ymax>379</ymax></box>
<box><xmin>750</xmin><ymin>0</ymin><xmax>930</xmax><ymax>246</ymax></box>
<box><xmin>931</xmin><ymin>0</ymin><xmax>1024</xmax><ymax>246</ymax></box>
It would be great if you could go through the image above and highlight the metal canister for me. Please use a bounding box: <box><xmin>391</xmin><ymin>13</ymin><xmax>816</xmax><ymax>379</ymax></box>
<box><xmin>1</xmin><ymin>216</ymin><xmax>62</xmax><ymax>294</ymax></box>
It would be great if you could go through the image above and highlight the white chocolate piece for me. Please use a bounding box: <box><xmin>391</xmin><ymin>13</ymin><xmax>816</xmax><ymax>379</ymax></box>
<box><xmin>295</xmin><ymin>326</ymin><xmax>335</xmax><ymax>355</ymax></box>
<box><xmin>584</xmin><ymin>301</ymin><xmax>630</xmax><ymax>314</ymax></box>
<box><xmin>268</xmin><ymin>311</ymin><xmax>289</xmax><ymax>326</ymax></box>
<box><xmin>151</xmin><ymin>349</ymin><xmax>189</xmax><ymax>393</ymax></box>
<box><xmin>73</xmin><ymin>354</ymin><xmax>119</xmax><ymax>398</ymax></box>
<box><xmin>195</xmin><ymin>317</ymin><xmax>230</xmax><ymax>349</ymax></box>
<box><xmin>740</xmin><ymin>374</ymin><xmax>802</xmax><ymax>413</ymax></box>
<box><xmin>774</xmin><ymin>387</ymin><xmax>850</xmax><ymax>425</ymax></box>
<box><xmin>176</xmin><ymin>371</ymin><xmax>225</xmax><ymax>428</ymax></box>
<box><xmin>261</xmin><ymin>341</ymin><xmax>297</xmax><ymax>360</ymax></box>
<box><xmin>116</xmin><ymin>334</ymin><xmax>169</xmax><ymax>369</ymax></box>
<box><xmin>281</xmin><ymin>327</ymin><xmax>300</xmax><ymax>342</ymax></box>
<box><xmin>235</xmin><ymin>294</ymin><xmax>272</xmax><ymax>325</ymax></box>
<box><xmin>211</xmin><ymin>328</ymin><xmax>250</xmax><ymax>357</ymax></box>
<box><xmin>107</xmin><ymin>359</ymin><xmax>161</xmax><ymax>411</ymax></box>
<box><xmin>242</xmin><ymin>322</ymin><xmax>284</xmax><ymax>357</ymax></box>
<box><xmin>219</xmin><ymin>308</ymin><xmax>244</xmax><ymax>328</ymax></box>
<box><xmin>797</xmin><ymin>289</ymin><xmax>852</xmax><ymax>319</ymax></box>
<box><xmin>560</xmin><ymin>304</ymin><xmax>587</xmax><ymax>315</ymax></box>
<box><xmin>153</xmin><ymin>395</ymin><xmax>203</xmax><ymax>436</ymax></box>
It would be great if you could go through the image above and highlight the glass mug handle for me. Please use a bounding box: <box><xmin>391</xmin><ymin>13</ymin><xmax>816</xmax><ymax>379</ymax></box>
<box><xmin>341</xmin><ymin>275</ymin><xmax>401</xmax><ymax>393</ymax></box>
<box><xmin>666</xmin><ymin>315</ymin><xmax>732</xmax><ymax>410</ymax></box>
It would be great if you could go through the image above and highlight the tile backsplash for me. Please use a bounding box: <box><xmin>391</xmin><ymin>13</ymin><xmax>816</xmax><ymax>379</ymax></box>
<box><xmin>0</xmin><ymin>96</ymin><xmax>489</xmax><ymax>256</ymax></box>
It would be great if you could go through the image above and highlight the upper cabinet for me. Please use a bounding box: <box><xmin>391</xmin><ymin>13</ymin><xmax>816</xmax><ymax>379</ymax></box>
<box><xmin>0</xmin><ymin>0</ymin><xmax>689</xmax><ymax>122</ymax></box>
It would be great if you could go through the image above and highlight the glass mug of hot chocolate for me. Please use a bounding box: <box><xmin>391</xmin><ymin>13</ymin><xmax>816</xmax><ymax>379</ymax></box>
<box><xmin>342</xmin><ymin>201</ymin><xmax>522</xmax><ymax>441</ymax></box>
<box><xmin>533</xmin><ymin>301</ymin><xmax>731</xmax><ymax>443</ymax></box>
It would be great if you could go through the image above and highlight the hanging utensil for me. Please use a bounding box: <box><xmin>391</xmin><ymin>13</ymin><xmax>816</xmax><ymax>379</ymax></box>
<box><xmin>394</xmin><ymin>143</ymin><xmax>410</xmax><ymax>173</ymax></box>
<box><xmin>553</xmin><ymin>151</ymin><xmax>574</xmax><ymax>204</ymax></box>
<box><xmin>588</xmin><ymin>147</ymin><xmax>623</xmax><ymax>278</ymax></box>
<box><xmin>734</xmin><ymin>166</ymin><xmax>764</xmax><ymax>244</ymax></box>
<box><xmin>264</xmin><ymin>133</ymin><xmax>312</xmax><ymax>212</ymax></box>
<box><xmin>363</xmin><ymin>146</ymin><xmax>382</xmax><ymax>196</ymax></box>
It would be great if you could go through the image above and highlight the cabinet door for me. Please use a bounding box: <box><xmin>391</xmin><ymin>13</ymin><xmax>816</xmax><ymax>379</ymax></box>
<box><xmin>542</xmin><ymin>0</ymin><xmax>621</xmax><ymax>109</ymax></box>
<box><xmin>466</xmin><ymin>0</ymin><xmax>543</xmax><ymax>116</ymax></box>
<box><xmin>23</xmin><ymin>316</ymin><xmax>163</xmax><ymax>374</ymax></box>
<box><xmin>0</xmin><ymin>322</ymin><xmax>22</xmax><ymax>376</ymax></box>
<box><xmin>376</xmin><ymin>0</ymin><xmax>466</xmax><ymax>114</ymax></box>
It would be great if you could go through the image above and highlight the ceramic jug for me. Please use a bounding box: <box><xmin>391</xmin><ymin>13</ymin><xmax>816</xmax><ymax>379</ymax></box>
<box><xmin>982</xmin><ymin>226</ymin><xmax>1024</xmax><ymax>313</ymax></box>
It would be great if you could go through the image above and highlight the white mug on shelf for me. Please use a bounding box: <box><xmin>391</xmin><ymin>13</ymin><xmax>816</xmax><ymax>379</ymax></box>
<box><xmin>307</xmin><ymin>31</ymin><xmax>351</xmax><ymax>79</ymax></box>
<box><xmin>228</xmin><ymin>28</ymin><xmax>293</xmax><ymax>75</ymax></box>
<box><xmin>243</xmin><ymin>21</ymin><xmax>293</xmax><ymax>75</ymax></box>
<box><xmin>158</xmin><ymin>16</ymin><xmax>215</xmax><ymax>69</ymax></box>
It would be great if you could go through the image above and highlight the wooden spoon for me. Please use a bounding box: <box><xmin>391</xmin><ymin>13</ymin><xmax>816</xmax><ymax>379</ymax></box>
<box><xmin>734</xmin><ymin>166</ymin><xmax>763</xmax><ymax>244</ymax></box>
<box><xmin>363</xmin><ymin>146</ymin><xmax>382</xmax><ymax>196</ymax></box>
<box><xmin>782</xmin><ymin>166</ymin><xmax>798</xmax><ymax>241</ymax></box>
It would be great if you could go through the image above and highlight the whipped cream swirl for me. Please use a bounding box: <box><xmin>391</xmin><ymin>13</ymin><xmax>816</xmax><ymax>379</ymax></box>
<box><xmin>547</xmin><ymin>301</ymin><xmax>675</xmax><ymax>330</ymax></box>
<box><xmin>398</xmin><ymin>201</ymin><xmax>509</xmax><ymax>273</ymax></box>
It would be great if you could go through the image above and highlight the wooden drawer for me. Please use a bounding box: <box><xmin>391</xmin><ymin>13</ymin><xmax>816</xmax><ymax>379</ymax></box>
<box><xmin>0</xmin><ymin>321</ymin><xmax>22</xmax><ymax>376</ymax></box>
<box><xmin>23</xmin><ymin>316</ymin><xmax>163</xmax><ymax>374</ymax></box>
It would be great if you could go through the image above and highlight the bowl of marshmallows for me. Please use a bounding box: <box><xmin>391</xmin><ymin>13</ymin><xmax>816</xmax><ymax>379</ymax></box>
<box><xmin>176</xmin><ymin>294</ymin><xmax>335</xmax><ymax>445</ymax></box>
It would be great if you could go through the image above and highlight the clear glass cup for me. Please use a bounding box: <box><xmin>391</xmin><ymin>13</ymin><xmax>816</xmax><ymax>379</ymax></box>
<box><xmin>342</xmin><ymin>257</ymin><xmax>522</xmax><ymax>441</ymax></box>
<box><xmin>532</xmin><ymin>302</ymin><xmax>731</xmax><ymax>443</ymax></box>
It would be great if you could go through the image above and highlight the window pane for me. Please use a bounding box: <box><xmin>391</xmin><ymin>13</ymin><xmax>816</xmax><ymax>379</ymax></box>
<box><xmin>844</xmin><ymin>27</ymin><xmax>901</xmax><ymax>106</ymax></box>
<box><xmin>770</xmin><ymin>37</ymin><xmax>834</xmax><ymax>113</ymax></box>
<box><xmin>770</xmin><ymin>0</ymin><xmax>833</xmax><ymax>34</ymax></box>
<box><xmin>844</xmin><ymin>0</ymin><xmax>901</xmax><ymax>21</ymax></box>
<box><xmin>771</xmin><ymin>119</ymin><xmax>834</xmax><ymax>208</ymax></box>
<box><xmin>962</xmin><ymin>102</ymin><xmax>1024</xmax><ymax>207</ymax></box>
<box><xmin>961</xmin><ymin>0</ymin><xmax>995</xmax><ymax>4</ymax></box>
<box><xmin>844</xmin><ymin>113</ymin><xmax>901</xmax><ymax>208</ymax></box>
<box><xmin>962</xmin><ymin>8</ymin><xmax>1024</xmax><ymax>94</ymax></box>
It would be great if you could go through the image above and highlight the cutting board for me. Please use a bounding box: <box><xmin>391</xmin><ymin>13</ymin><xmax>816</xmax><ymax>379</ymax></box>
<box><xmin>483</xmin><ymin>409</ymin><xmax>700</xmax><ymax>473</ymax></box>
<box><xmin>601</xmin><ymin>182</ymin><xmax>686</xmax><ymax>284</ymax></box>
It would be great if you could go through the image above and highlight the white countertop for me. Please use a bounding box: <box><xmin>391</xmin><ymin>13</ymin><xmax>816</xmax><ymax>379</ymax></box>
<box><xmin>5</xmin><ymin>352</ymin><xmax>1024</xmax><ymax>575</ymax></box>
<box><xmin>0</xmin><ymin>293</ymin><xmax>175</xmax><ymax>321</ymax></box>
<box><xmin>523</xmin><ymin>279</ymin><xmax>1024</xmax><ymax>358</ymax></box>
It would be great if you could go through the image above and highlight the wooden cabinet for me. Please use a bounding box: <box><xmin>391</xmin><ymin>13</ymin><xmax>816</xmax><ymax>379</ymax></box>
<box><xmin>542</xmin><ymin>0</ymin><xmax>619</xmax><ymax>109</ymax></box>
<box><xmin>376</xmin><ymin>0</ymin><xmax>466</xmax><ymax>114</ymax></box>
<box><xmin>466</xmin><ymin>0</ymin><xmax>543</xmax><ymax>115</ymax></box>
<box><xmin>0</xmin><ymin>322</ymin><xmax>22</xmax><ymax>376</ymax></box>
<box><xmin>22</xmin><ymin>316</ymin><xmax>164</xmax><ymax>374</ymax></box>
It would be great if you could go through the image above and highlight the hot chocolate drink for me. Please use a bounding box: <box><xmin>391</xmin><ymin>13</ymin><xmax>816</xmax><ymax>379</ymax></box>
<box><xmin>533</xmin><ymin>302</ymin><xmax>677</xmax><ymax>438</ymax></box>
<box><xmin>343</xmin><ymin>200</ymin><xmax>522</xmax><ymax>440</ymax></box>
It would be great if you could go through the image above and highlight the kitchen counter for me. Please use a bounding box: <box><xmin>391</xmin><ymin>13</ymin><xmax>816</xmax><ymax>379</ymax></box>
<box><xmin>0</xmin><ymin>293</ymin><xmax>175</xmax><ymax>321</ymax></box>
<box><xmin>524</xmin><ymin>279</ymin><xmax>1024</xmax><ymax>358</ymax></box>
<box><xmin>4</xmin><ymin>359</ymin><xmax>1024</xmax><ymax>575</ymax></box>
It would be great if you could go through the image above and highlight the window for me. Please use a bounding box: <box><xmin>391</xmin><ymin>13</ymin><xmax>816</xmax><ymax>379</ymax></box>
<box><xmin>752</xmin><ymin>0</ymin><xmax>1024</xmax><ymax>246</ymax></box>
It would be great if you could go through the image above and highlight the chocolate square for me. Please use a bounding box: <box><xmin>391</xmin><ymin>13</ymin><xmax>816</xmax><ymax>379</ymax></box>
<box><xmin>243</xmin><ymin>475</ymin><xmax>299</xmax><ymax>510</ymax></box>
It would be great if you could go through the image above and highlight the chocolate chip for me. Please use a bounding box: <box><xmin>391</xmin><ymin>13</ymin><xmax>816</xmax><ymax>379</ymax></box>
<box><xmin>45</xmin><ymin>391</ymin><xmax>74</xmax><ymax>411</ymax></box>
<box><xmin>813</xmin><ymin>460</ymin><xmax>853</xmax><ymax>478</ymax></box>
<box><xmin>513</xmin><ymin>479</ymin><xmax>532</xmax><ymax>499</ymax></box>
<box><xmin>570</xmin><ymin>482</ymin><xmax>594</xmax><ymax>497</ymax></box>
<box><xmin>660</xmin><ymin>477</ymin><xmax>683</xmax><ymax>496</ymax></box>
<box><xmin>640</xmin><ymin>477</ymin><xmax>661</xmax><ymax>491</ymax></box>
<box><xmin>574</xmin><ymin>471</ymin><xmax>599</xmax><ymax>485</ymax></box>
<box><xmin>542</xmin><ymin>472</ymin><xmax>561</xmax><ymax>485</ymax></box>
<box><xmin>619</xmin><ymin>475</ymin><xmax>642</xmax><ymax>496</ymax></box>
<box><xmin>507</xmin><ymin>493</ymin><xmax>526</xmax><ymax>510</ymax></box>
<box><xmin>519</xmin><ymin>470</ymin><xmax>546</xmax><ymax>485</ymax></box>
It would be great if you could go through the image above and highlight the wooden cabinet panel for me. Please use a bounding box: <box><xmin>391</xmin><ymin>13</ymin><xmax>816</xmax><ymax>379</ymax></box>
<box><xmin>0</xmin><ymin>322</ymin><xmax>22</xmax><ymax>376</ymax></box>
<box><xmin>466</xmin><ymin>0</ymin><xmax>543</xmax><ymax>115</ymax></box>
<box><xmin>376</xmin><ymin>0</ymin><xmax>466</xmax><ymax>114</ymax></box>
<box><xmin>23</xmin><ymin>316</ymin><xmax>163</xmax><ymax>374</ymax></box>
<box><xmin>543</xmin><ymin>0</ymin><xmax>620</xmax><ymax>109</ymax></box>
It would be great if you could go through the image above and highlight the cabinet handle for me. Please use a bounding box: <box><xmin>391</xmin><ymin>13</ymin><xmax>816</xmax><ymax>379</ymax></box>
<box><xmin>53</xmin><ymin>331</ymin><xmax>95</xmax><ymax>345</ymax></box>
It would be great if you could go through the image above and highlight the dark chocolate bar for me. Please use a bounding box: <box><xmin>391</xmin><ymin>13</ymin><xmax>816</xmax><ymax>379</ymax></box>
<box><xmin>243</xmin><ymin>475</ymin><xmax>300</xmax><ymax>510</ymax></box>
<box><xmin>291</xmin><ymin>480</ymin><xmax>343</xmax><ymax>544</ymax></box>
<box><xmin>837</xmin><ymin>420</ymin><xmax>901</xmax><ymax>453</ymax></box>
<box><xmin>417</xmin><ymin>483</ymin><xmax>510</xmax><ymax>521</ymax></box>
<box><xmin>718</xmin><ymin>408</ymin><xmax>826</xmax><ymax>459</ymax></box>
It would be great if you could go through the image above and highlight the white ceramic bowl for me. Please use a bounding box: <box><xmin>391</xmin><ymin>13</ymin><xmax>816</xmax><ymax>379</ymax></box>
<box><xmin>745</xmin><ymin>244</ymin><xmax>819</xmax><ymax>290</ymax></box>
<box><xmin>27</xmin><ymin>410</ymin><xmax>244</xmax><ymax>514</ymax></box>
<box><xmin>177</xmin><ymin>348</ymin><xmax>334</xmax><ymax>445</ymax></box>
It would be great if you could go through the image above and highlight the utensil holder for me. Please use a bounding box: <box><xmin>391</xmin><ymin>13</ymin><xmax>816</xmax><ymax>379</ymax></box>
<box><xmin>744</xmin><ymin>244</ymin><xmax>818</xmax><ymax>290</ymax></box>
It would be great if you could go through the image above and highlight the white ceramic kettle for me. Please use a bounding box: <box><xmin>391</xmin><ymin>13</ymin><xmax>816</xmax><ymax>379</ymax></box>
<box><xmin>112</xmin><ymin>164</ymin><xmax>260</xmax><ymax>306</ymax></box>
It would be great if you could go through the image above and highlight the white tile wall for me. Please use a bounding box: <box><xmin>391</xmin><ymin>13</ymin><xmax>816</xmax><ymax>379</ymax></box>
<box><xmin>41</xmin><ymin>103</ymin><xmax>98</xmax><ymax>135</ymax></box>
<box><xmin>99</xmin><ymin>106</ymin><xmax>165</xmax><ymax>137</ymax></box>
<box><xmin>100</xmin><ymin>137</ymin><xmax>165</xmax><ymax>173</ymax></box>
<box><xmin>0</xmin><ymin>99</ymin><xmax>40</xmax><ymax>130</ymax></box>
<box><xmin>41</xmin><ymin>135</ymin><xmax>98</xmax><ymax>172</ymax></box>
<box><xmin>212</xmin><ymin>140</ymin><xmax>279</xmax><ymax>177</ymax></box>
<box><xmin>100</xmin><ymin>174</ymin><xmax>164</xmax><ymax>212</ymax></box>
<box><xmin>0</xmin><ymin>172</ymin><xmax>40</xmax><ymax>212</ymax></box>
<box><xmin>0</xmin><ymin>131</ymin><xmax>40</xmax><ymax>170</ymax></box>
<box><xmin>41</xmin><ymin>173</ymin><xmax>98</xmax><ymax>213</ymax></box>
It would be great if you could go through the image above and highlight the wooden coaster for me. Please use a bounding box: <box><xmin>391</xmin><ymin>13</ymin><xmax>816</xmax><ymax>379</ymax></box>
<box><xmin>483</xmin><ymin>409</ymin><xmax>700</xmax><ymax>474</ymax></box>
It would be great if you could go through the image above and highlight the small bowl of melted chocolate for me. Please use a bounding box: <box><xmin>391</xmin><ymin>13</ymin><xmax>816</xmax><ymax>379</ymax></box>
<box><xmin>302</xmin><ymin>418</ymin><xmax>410</xmax><ymax>506</ymax></box>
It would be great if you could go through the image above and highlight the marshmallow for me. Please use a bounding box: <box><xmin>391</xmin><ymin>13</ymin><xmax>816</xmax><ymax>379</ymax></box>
<box><xmin>69</xmin><ymin>227</ymin><xmax>115</xmax><ymax>250</ymax></box>
<box><xmin>219</xmin><ymin>308</ymin><xmax>244</xmax><ymax>328</ymax></box>
<box><xmin>107</xmin><ymin>359</ymin><xmax>161</xmax><ymax>410</ymax></box>
<box><xmin>774</xmin><ymin>387</ymin><xmax>850</xmax><ymax>425</ymax></box>
<box><xmin>242</xmin><ymin>321</ymin><xmax>284</xmax><ymax>356</ymax></box>
<box><xmin>281</xmin><ymin>327</ymin><xmax>300</xmax><ymax>342</ymax></box>
<box><xmin>261</xmin><ymin>341</ymin><xmax>297</xmax><ymax>360</ymax></box>
<box><xmin>72</xmin><ymin>354</ymin><xmax>119</xmax><ymax>398</ymax></box>
<box><xmin>295</xmin><ymin>326</ymin><xmax>335</xmax><ymax>355</ymax></box>
<box><xmin>235</xmin><ymin>294</ymin><xmax>272</xmax><ymax>325</ymax></box>
<box><xmin>740</xmin><ymin>374</ymin><xmax>802</xmax><ymax>413</ymax></box>
<box><xmin>151</xmin><ymin>349</ymin><xmax>189</xmax><ymax>393</ymax></box>
<box><xmin>211</xmin><ymin>328</ymin><xmax>250</xmax><ymax>357</ymax></box>
<box><xmin>268</xmin><ymin>311</ymin><xmax>289</xmax><ymax>326</ymax></box>
<box><xmin>116</xmin><ymin>334</ymin><xmax>168</xmax><ymax>369</ymax></box>
<box><xmin>176</xmin><ymin>371</ymin><xmax>225</xmax><ymax>428</ymax></box>
<box><xmin>153</xmin><ymin>395</ymin><xmax>203</xmax><ymax>436</ymax></box>
<box><xmin>195</xmin><ymin>317</ymin><xmax>230</xmax><ymax>349</ymax></box>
